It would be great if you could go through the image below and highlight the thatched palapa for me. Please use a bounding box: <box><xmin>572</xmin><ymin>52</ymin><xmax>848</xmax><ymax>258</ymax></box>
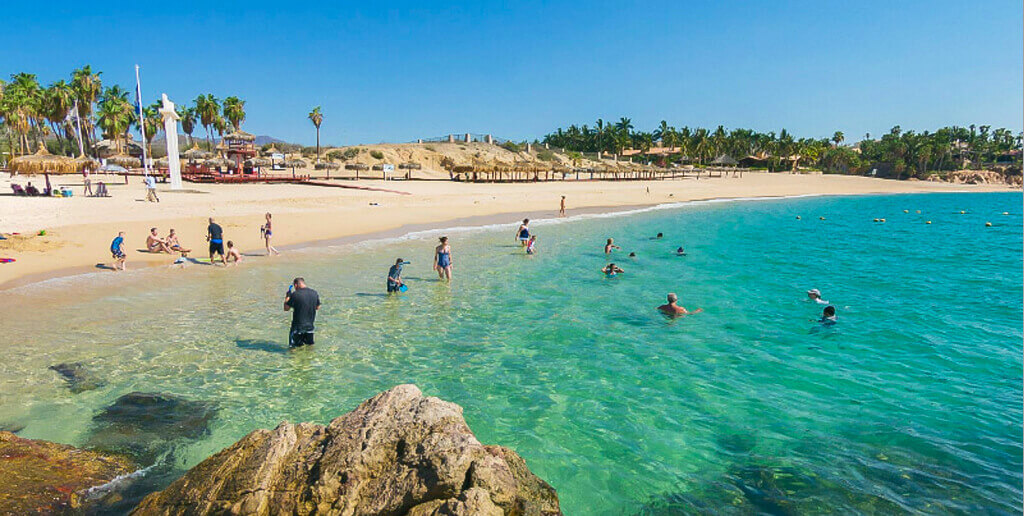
<box><xmin>315</xmin><ymin>162</ymin><xmax>341</xmax><ymax>170</ymax></box>
<box><xmin>203</xmin><ymin>157</ymin><xmax>234</xmax><ymax>169</ymax></box>
<box><xmin>106</xmin><ymin>154</ymin><xmax>141</xmax><ymax>168</ymax></box>
<box><xmin>9</xmin><ymin>147</ymin><xmax>77</xmax><ymax>175</ymax></box>
<box><xmin>285</xmin><ymin>159</ymin><xmax>307</xmax><ymax>168</ymax></box>
<box><xmin>398</xmin><ymin>162</ymin><xmax>422</xmax><ymax>170</ymax></box>
<box><xmin>345</xmin><ymin>163</ymin><xmax>369</xmax><ymax>171</ymax></box>
<box><xmin>223</xmin><ymin>130</ymin><xmax>255</xmax><ymax>142</ymax></box>
<box><xmin>183</xmin><ymin>146</ymin><xmax>213</xmax><ymax>161</ymax></box>
<box><xmin>245</xmin><ymin>157</ymin><xmax>272</xmax><ymax>167</ymax></box>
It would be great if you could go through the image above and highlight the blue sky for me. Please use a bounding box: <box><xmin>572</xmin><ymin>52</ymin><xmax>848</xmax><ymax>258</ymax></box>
<box><xmin>3</xmin><ymin>1</ymin><xmax>1021</xmax><ymax>145</ymax></box>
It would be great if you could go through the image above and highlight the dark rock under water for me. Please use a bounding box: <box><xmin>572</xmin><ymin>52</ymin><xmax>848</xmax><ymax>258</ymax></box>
<box><xmin>85</xmin><ymin>392</ymin><xmax>218</xmax><ymax>465</ymax></box>
<box><xmin>49</xmin><ymin>361</ymin><xmax>105</xmax><ymax>393</ymax></box>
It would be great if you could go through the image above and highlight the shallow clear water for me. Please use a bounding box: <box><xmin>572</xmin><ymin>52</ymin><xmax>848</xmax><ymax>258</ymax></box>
<box><xmin>1</xmin><ymin>192</ymin><xmax>1021</xmax><ymax>514</ymax></box>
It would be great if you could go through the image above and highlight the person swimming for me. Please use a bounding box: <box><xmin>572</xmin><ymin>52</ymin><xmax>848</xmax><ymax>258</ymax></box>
<box><xmin>820</xmin><ymin>305</ymin><xmax>837</xmax><ymax>325</ymax></box>
<box><xmin>516</xmin><ymin>219</ymin><xmax>531</xmax><ymax>247</ymax></box>
<box><xmin>656</xmin><ymin>233</ymin><xmax>664</xmax><ymax>239</ymax></box>
<box><xmin>676</xmin><ymin>246</ymin><xmax>686</xmax><ymax>256</ymax></box>
<box><xmin>657</xmin><ymin>293</ymin><xmax>703</xmax><ymax>317</ymax></box>
<box><xmin>628</xmin><ymin>252</ymin><xmax>636</xmax><ymax>258</ymax></box>
<box><xmin>605</xmin><ymin>238</ymin><xmax>621</xmax><ymax>254</ymax></box>
<box><xmin>526</xmin><ymin>235</ymin><xmax>537</xmax><ymax>255</ymax></box>
<box><xmin>602</xmin><ymin>263</ymin><xmax>624</xmax><ymax>277</ymax></box>
<box><xmin>434</xmin><ymin>236</ymin><xmax>453</xmax><ymax>281</ymax></box>
<box><xmin>807</xmin><ymin>289</ymin><xmax>829</xmax><ymax>304</ymax></box>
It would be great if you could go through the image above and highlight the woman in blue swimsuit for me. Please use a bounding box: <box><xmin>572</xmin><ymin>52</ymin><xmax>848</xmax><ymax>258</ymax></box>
<box><xmin>434</xmin><ymin>236</ymin><xmax>453</xmax><ymax>281</ymax></box>
<box><xmin>516</xmin><ymin>218</ymin><xmax>531</xmax><ymax>247</ymax></box>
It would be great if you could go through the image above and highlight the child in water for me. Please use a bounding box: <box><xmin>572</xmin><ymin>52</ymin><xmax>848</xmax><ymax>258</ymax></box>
<box><xmin>676</xmin><ymin>246</ymin><xmax>686</xmax><ymax>256</ymax></box>
<box><xmin>226</xmin><ymin>241</ymin><xmax>243</xmax><ymax>265</ymax></box>
<box><xmin>526</xmin><ymin>235</ymin><xmax>537</xmax><ymax>254</ymax></box>
<box><xmin>820</xmin><ymin>305</ymin><xmax>837</xmax><ymax>325</ymax></box>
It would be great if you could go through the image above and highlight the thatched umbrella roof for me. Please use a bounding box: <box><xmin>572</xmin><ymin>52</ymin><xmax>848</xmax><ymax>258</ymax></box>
<box><xmin>285</xmin><ymin>159</ymin><xmax>307</xmax><ymax>168</ymax></box>
<box><xmin>261</xmin><ymin>145</ymin><xmax>279</xmax><ymax>157</ymax></box>
<box><xmin>398</xmin><ymin>162</ymin><xmax>422</xmax><ymax>170</ymax></box>
<box><xmin>315</xmin><ymin>162</ymin><xmax>341</xmax><ymax>170</ymax></box>
<box><xmin>9</xmin><ymin>147</ymin><xmax>78</xmax><ymax>175</ymax></box>
<box><xmin>245</xmin><ymin>157</ymin><xmax>272</xmax><ymax>167</ymax></box>
<box><xmin>183</xmin><ymin>146</ymin><xmax>213</xmax><ymax>160</ymax></box>
<box><xmin>345</xmin><ymin>163</ymin><xmax>369</xmax><ymax>171</ymax></box>
<box><xmin>107</xmin><ymin>154</ymin><xmax>141</xmax><ymax>168</ymax></box>
<box><xmin>92</xmin><ymin>139</ymin><xmax>142</xmax><ymax>158</ymax></box>
<box><xmin>203</xmin><ymin>157</ymin><xmax>234</xmax><ymax>168</ymax></box>
<box><xmin>223</xmin><ymin>130</ymin><xmax>255</xmax><ymax>142</ymax></box>
<box><xmin>73</xmin><ymin>154</ymin><xmax>100</xmax><ymax>172</ymax></box>
<box><xmin>452</xmin><ymin>165</ymin><xmax>475</xmax><ymax>173</ymax></box>
<box><xmin>155</xmin><ymin>157</ymin><xmax>171</xmax><ymax>168</ymax></box>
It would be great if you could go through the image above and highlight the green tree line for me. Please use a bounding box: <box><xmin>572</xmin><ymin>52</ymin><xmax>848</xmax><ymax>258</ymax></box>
<box><xmin>0</xmin><ymin>67</ymin><xmax>247</xmax><ymax>159</ymax></box>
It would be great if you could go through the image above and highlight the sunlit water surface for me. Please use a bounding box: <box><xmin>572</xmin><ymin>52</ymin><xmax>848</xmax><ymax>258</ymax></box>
<box><xmin>1</xmin><ymin>192</ymin><xmax>1021</xmax><ymax>514</ymax></box>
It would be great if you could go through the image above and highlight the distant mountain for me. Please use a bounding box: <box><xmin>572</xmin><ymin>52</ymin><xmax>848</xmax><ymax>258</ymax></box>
<box><xmin>253</xmin><ymin>135</ymin><xmax>285</xmax><ymax>146</ymax></box>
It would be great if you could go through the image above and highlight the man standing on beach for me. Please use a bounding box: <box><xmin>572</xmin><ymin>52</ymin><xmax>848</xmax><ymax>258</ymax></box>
<box><xmin>207</xmin><ymin>218</ymin><xmax>226</xmax><ymax>265</ymax></box>
<box><xmin>144</xmin><ymin>175</ymin><xmax>159</xmax><ymax>202</ymax></box>
<box><xmin>110</xmin><ymin>232</ymin><xmax>127</xmax><ymax>271</ymax></box>
<box><xmin>284</xmin><ymin>277</ymin><xmax>320</xmax><ymax>348</ymax></box>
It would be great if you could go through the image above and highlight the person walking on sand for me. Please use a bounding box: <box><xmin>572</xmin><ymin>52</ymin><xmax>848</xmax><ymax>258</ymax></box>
<box><xmin>515</xmin><ymin>219</ymin><xmax>531</xmax><ymax>247</ymax></box>
<box><xmin>261</xmin><ymin>212</ymin><xmax>280</xmax><ymax>256</ymax></box>
<box><xmin>206</xmin><ymin>217</ymin><xmax>226</xmax><ymax>265</ymax></box>
<box><xmin>559</xmin><ymin>196</ymin><xmax>566</xmax><ymax>217</ymax></box>
<box><xmin>110</xmin><ymin>231</ymin><xmax>127</xmax><ymax>271</ymax></box>
<box><xmin>83</xmin><ymin>169</ymin><xmax>93</xmax><ymax>197</ymax></box>
<box><xmin>284</xmin><ymin>277</ymin><xmax>320</xmax><ymax>348</ymax></box>
<box><xmin>657</xmin><ymin>293</ymin><xmax>702</xmax><ymax>317</ymax></box>
<box><xmin>434</xmin><ymin>236</ymin><xmax>453</xmax><ymax>281</ymax></box>
<box><xmin>605</xmin><ymin>238</ymin><xmax>621</xmax><ymax>254</ymax></box>
<box><xmin>144</xmin><ymin>174</ymin><xmax>159</xmax><ymax>202</ymax></box>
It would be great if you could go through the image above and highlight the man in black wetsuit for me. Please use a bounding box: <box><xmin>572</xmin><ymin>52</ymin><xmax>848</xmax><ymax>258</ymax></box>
<box><xmin>284</xmin><ymin>277</ymin><xmax>321</xmax><ymax>348</ymax></box>
<box><xmin>207</xmin><ymin>217</ymin><xmax>226</xmax><ymax>265</ymax></box>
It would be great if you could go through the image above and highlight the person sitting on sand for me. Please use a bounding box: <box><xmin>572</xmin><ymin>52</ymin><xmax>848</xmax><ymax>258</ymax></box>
<box><xmin>165</xmin><ymin>229</ymin><xmax>191</xmax><ymax>256</ymax></box>
<box><xmin>602</xmin><ymin>263</ymin><xmax>624</xmax><ymax>277</ymax></box>
<box><xmin>657</xmin><ymin>293</ymin><xmax>702</xmax><ymax>317</ymax></box>
<box><xmin>676</xmin><ymin>246</ymin><xmax>686</xmax><ymax>256</ymax></box>
<box><xmin>226</xmin><ymin>241</ymin><xmax>242</xmax><ymax>265</ymax></box>
<box><xmin>526</xmin><ymin>235</ymin><xmax>537</xmax><ymax>255</ymax></box>
<box><xmin>605</xmin><ymin>238</ymin><xmax>621</xmax><ymax>254</ymax></box>
<box><xmin>820</xmin><ymin>305</ymin><xmax>837</xmax><ymax>325</ymax></box>
<box><xmin>95</xmin><ymin>182</ymin><xmax>109</xmax><ymax>197</ymax></box>
<box><xmin>515</xmin><ymin>219</ymin><xmax>531</xmax><ymax>247</ymax></box>
<box><xmin>387</xmin><ymin>258</ymin><xmax>407</xmax><ymax>293</ymax></box>
<box><xmin>434</xmin><ymin>236</ymin><xmax>453</xmax><ymax>281</ymax></box>
<box><xmin>110</xmin><ymin>231</ymin><xmax>127</xmax><ymax>271</ymax></box>
<box><xmin>146</xmin><ymin>227</ymin><xmax>174</xmax><ymax>254</ymax></box>
<box><xmin>807</xmin><ymin>289</ymin><xmax>829</xmax><ymax>304</ymax></box>
<box><xmin>25</xmin><ymin>182</ymin><xmax>40</xmax><ymax>196</ymax></box>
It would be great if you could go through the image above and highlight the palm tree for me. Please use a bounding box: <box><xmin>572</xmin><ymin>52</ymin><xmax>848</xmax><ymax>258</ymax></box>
<box><xmin>222</xmin><ymin>96</ymin><xmax>245</xmax><ymax>132</ymax></box>
<box><xmin>71</xmin><ymin>66</ymin><xmax>102</xmax><ymax>152</ymax></box>
<box><xmin>179</xmin><ymin>107</ymin><xmax>197</xmax><ymax>146</ymax></box>
<box><xmin>308</xmin><ymin>106</ymin><xmax>323</xmax><ymax>162</ymax></box>
<box><xmin>141</xmin><ymin>101</ymin><xmax>162</xmax><ymax>158</ymax></box>
<box><xmin>43</xmin><ymin>80</ymin><xmax>76</xmax><ymax>154</ymax></box>
<box><xmin>194</xmin><ymin>94</ymin><xmax>220</xmax><ymax>150</ymax></box>
<box><xmin>832</xmin><ymin>131</ymin><xmax>844</xmax><ymax>147</ymax></box>
<box><xmin>96</xmin><ymin>93</ymin><xmax>132</xmax><ymax>154</ymax></box>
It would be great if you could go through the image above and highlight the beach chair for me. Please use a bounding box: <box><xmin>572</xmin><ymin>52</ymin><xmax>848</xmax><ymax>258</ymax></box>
<box><xmin>95</xmin><ymin>182</ymin><xmax>110</xmax><ymax>197</ymax></box>
<box><xmin>11</xmin><ymin>184</ymin><xmax>27</xmax><ymax>196</ymax></box>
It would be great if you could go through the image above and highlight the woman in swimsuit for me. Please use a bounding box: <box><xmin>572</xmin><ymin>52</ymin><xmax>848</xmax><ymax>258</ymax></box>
<box><xmin>434</xmin><ymin>236</ymin><xmax>453</xmax><ymax>281</ymax></box>
<box><xmin>262</xmin><ymin>212</ymin><xmax>280</xmax><ymax>256</ymax></box>
<box><xmin>605</xmin><ymin>238</ymin><xmax>621</xmax><ymax>254</ymax></box>
<box><xmin>516</xmin><ymin>219</ymin><xmax>531</xmax><ymax>247</ymax></box>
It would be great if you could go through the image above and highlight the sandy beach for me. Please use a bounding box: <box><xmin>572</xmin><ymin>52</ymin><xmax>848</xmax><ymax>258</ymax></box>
<box><xmin>0</xmin><ymin>172</ymin><xmax>1012</xmax><ymax>289</ymax></box>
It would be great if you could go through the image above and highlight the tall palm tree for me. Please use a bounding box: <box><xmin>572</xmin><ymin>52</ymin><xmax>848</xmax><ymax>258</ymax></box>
<box><xmin>832</xmin><ymin>131</ymin><xmax>844</xmax><ymax>147</ymax></box>
<box><xmin>71</xmin><ymin>66</ymin><xmax>102</xmax><ymax>152</ymax></box>
<box><xmin>44</xmin><ymin>80</ymin><xmax>75</xmax><ymax>154</ymax></box>
<box><xmin>308</xmin><ymin>106</ymin><xmax>323</xmax><ymax>162</ymax></box>
<box><xmin>141</xmin><ymin>101</ymin><xmax>162</xmax><ymax>158</ymax></box>
<box><xmin>179</xmin><ymin>106</ymin><xmax>197</xmax><ymax>146</ymax></box>
<box><xmin>194</xmin><ymin>94</ymin><xmax>220</xmax><ymax>150</ymax></box>
<box><xmin>222</xmin><ymin>96</ymin><xmax>245</xmax><ymax>132</ymax></box>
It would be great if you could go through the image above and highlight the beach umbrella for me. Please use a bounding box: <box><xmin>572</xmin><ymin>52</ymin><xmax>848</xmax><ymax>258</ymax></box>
<box><xmin>398</xmin><ymin>162</ymin><xmax>422</xmax><ymax>170</ymax></box>
<box><xmin>223</xmin><ymin>130</ymin><xmax>255</xmax><ymax>142</ymax></box>
<box><xmin>314</xmin><ymin>162</ymin><xmax>340</xmax><ymax>170</ymax></box>
<box><xmin>183</xmin><ymin>146</ymin><xmax>213</xmax><ymax>161</ymax></box>
<box><xmin>261</xmin><ymin>145</ymin><xmax>279</xmax><ymax>157</ymax></box>
<box><xmin>345</xmin><ymin>163</ymin><xmax>369</xmax><ymax>171</ymax></box>
<box><xmin>203</xmin><ymin>157</ymin><xmax>234</xmax><ymax>169</ymax></box>
<box><xmin>285</xmin><ymin>159</ymin><xmax>307</xmax><ymax>168</ymax></box>
<box><xmin>9</xmin><ymin>147</ymin><xmax>78</xmax><ymax>175</ymax></box>
<box><xmin>73</xmin><ymin>154</ymin><xmax>100</xmax><ymax>172</ymax></box>
<box><xmin>106</xmin><ymin>154</ymin><xmax>141</xmax><ymax>168</ymax></box>
<box><xmin>245</xmin><ymin>157</ymin><xmax>272</xmax><ymax>167</ymax></box>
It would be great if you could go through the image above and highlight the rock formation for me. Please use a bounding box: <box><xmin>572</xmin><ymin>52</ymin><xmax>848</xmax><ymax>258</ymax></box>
<box><xmin>0</xmin><ymin>431</ymin><xmax>135</xmax><ymax>514</ymax></box>
<box><xmin>133</xmin><ymin>384</ymin><xmax>560</xmax><ymax>515</ymax></box>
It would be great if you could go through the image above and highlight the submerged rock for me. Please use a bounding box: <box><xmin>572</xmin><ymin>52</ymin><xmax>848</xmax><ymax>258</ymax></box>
<box><xmin>0</xmin><ymin>431</ymin><xmax>135</xmax><ymax>514</ymax></box>
<box><xmin>49</xmin><ymin>361</ymin><xmax>105</xmax><ymax>393</ymax></box>
<box><xmin>132</xmin><ymin>384</ymin><xmax>560</xmax><ymax>515</ymax></box>
<box><xmin>86</xmin><ymin>392</ymin><xmax>218</xmax><ymax>464</ymax></box>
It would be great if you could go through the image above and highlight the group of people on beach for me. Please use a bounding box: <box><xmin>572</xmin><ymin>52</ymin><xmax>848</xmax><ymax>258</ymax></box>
<box><xmin>107</xmin><ymin>212</ymin><xmax>279</xmax><ymax>271</ymax></box>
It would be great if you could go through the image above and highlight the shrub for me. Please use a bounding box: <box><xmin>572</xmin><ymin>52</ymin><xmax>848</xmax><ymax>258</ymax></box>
<box><xmin>502</xmin><ymin>141</ymin><xmax>523</xmax><ymax>152</ymax></box>
<box><xmin>424</xmin><ymin>145</ymin><xmax>436</xmax><ymax>152</ymax></box>
<box><xmin>326</xmin><ymin>150</ymin><xmax>345</xmax><ymax>161</ymax></box>
<box><xmin>370</xmin><ymin>150</ymin><xmax>385</xmax><ymax>160</ymax></box>
<box><xmin>537</xmin><ymin>150</ymin><xmax>557</xmax><ymax>162</ymax></box>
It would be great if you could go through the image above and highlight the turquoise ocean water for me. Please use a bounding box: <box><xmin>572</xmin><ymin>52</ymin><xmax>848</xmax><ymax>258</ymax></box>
<box><xmin>0</xmin><ymin>192</ymin><xmax>1020</xmax><ymax>514</ymax></box>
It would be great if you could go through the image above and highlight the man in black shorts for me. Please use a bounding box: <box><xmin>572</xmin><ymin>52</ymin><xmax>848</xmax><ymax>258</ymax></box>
<box><xmin>284</xmin><ymin>277</ymin><xmax>321</xmax><ymax>348</ymax></box>
<box><xmin>207</xmin><ymin>217</ymin><xmax>226</xmax><ymax>265</ymax></box>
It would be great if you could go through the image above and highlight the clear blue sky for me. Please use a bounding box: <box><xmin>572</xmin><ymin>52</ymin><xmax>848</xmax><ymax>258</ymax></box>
<box><xmin>3</xmin><ymin>1</ymin><xmax>1021</xmax><ymax>145</ymax></box>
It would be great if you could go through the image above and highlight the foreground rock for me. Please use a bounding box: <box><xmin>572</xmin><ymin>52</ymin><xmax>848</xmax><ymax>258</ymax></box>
<box><xmin>0</xmin><ymin>431</ymin><xmax>135</xmax><ymax>514</ymax></box>
<box><xmin>133</xmin><ymin>384</ymin><xmax>560</xmax><ymax>515</ymax></box>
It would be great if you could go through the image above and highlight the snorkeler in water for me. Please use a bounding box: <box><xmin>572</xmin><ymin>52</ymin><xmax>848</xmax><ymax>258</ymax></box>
<box><xmin>602</xmin><ymin>263</ymin><xmax>625</xmax><ymax>277</ymax></box>
<box><xmin>820</xmin><ymin>305</ymin><xmax>837</xmax><ymax>325</ymax></box>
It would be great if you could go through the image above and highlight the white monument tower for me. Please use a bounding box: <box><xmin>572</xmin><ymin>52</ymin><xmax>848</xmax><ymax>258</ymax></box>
<box><xmin>159</xmin><ymin>94</ymin><xmax>183</xmax><ymax>190</ymax></box>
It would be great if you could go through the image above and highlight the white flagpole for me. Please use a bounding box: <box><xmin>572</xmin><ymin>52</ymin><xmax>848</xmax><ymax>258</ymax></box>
<box><xmin>72</xmin><ymin>99</ymin><xmax>85</xmax><ymax>157</ymax></box>
<box><xmin>135</xmin><ymin>64</ymin><xmax>150</xmax><ymax>176</ymax></box>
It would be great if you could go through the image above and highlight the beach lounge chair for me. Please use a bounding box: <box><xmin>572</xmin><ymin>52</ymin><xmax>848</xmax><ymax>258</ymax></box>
<box><xmin>11</xmin><ymin>184</ymin><xmax>27</xmax><ymax>196</ymax></box>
